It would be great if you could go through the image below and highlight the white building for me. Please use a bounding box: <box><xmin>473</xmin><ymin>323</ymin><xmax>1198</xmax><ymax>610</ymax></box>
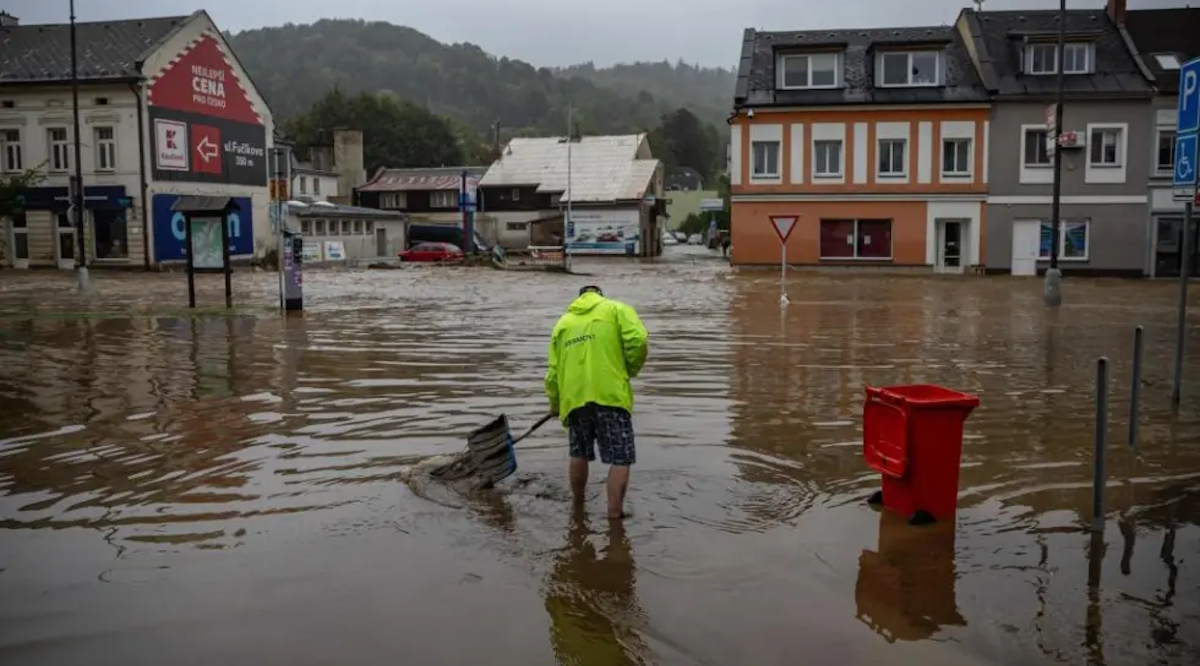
<box><xmin>477</xmin><ymin>134</ymin><xmax>666</xmax><ymax>255</ymax></box>
<box><xmin>0</xmin><ymin>10</ymin><xmax>275</xmax><ymax>269</ymax></box>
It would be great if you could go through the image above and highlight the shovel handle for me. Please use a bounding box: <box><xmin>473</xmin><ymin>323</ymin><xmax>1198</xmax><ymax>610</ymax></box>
<box><xmin>512</xmin><ymin>413</ymin><xmax>556</xmax><ymax>445</ymax></box>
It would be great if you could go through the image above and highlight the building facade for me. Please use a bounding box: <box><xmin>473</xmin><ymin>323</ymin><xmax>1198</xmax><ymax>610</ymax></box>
<box><xmin>355</xmin><ymin>166</ymin><xmax>485</xmax><ymax>249</ymax></box>
<box><xmin>0</xmin><ymin>10</ymin><xmax>275</xmax><ymax>270</ymax></box>
<box><xmin>957</xmin><ymin>4</ymin><xmax>1155</xmax><ymax>277</ymax></box>
<box><xmin>478</xmin><ymin>135</ymin><xmax>665</xmax><ymax>256</ymax></box>
<box><xmin>729</xmin><ymin>26</ymin><xmax>991</xmax><ymax>272</ymax></box>
<box><xmin>1123</xmin><ymin>4</ymin><xmax>1200</xmax><ymax>278</ymax></box>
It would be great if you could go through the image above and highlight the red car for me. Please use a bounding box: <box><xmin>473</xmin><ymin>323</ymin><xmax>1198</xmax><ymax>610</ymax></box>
<box><xmin>399</xmin><ymin>242</ymin><xmax>464</xmax><ymax>263</ymax></box>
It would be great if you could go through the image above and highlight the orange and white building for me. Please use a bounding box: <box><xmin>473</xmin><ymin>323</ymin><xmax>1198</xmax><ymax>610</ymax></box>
<box><xmin>729</xmin><ymin>26</ymin><xmax>991</xmax><ymax>273</ymax></box>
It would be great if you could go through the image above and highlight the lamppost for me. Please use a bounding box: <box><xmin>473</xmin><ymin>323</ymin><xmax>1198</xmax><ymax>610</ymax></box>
<box><xmin>69</xmin><ymin>0</ymin><xmax>88</xmax><ymax>291</ymax></box>
<box><xmin>1043</xmin><ymin>0</ymin><xmax>1067</xmax><ymax>306</ymax></box>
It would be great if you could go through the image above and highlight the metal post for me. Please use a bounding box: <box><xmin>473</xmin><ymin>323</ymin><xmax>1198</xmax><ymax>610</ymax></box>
<box><xmin>1171</xmin><ymin>202</ymin><xmax>1193</xmax><ymax>407</ymax></box>
<box><xmin>1129</xmin><ymin>325</ymin><xmax>1143</xmax><ymax>449</ymax></box>
<box><xmin>1093</xmin><ymin>357</ymin><xmax>1108</xmax><ymax>533</ymax></box>
<box><xmin>460</xmin><ymin>169</ymin><xmax>472</xmax><ymax>254</ymax></box>
<box><xmin>69</xmin><ymin>0</ymin><xmax>89</xmax><ymax>292</ymax></box>
<box><xmin>779</xmin><ymin>244</ymin><xmax>788</xmax><ymax>307</ymax></box>
<box><xmin>565</xmin><ymin>102</ymin><xmax>573</xmax><ymax>260</ymax></box>
<box><xmin>273</xmin><ymin>148</ymin><xmax>287</xmax><ymax>311</ymax></box>
<box><xmin>1043</xmin><ymin>0</ymin><xmax>1067</xmax><ymax>306</ymax></box>
<box><xmin>222</xmin><ymin>211</ymin><xmax>232</xmax><ymax>309</ymax></box>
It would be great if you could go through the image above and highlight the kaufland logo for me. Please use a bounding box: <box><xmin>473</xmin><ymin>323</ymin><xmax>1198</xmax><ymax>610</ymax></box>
<box><xmin>154</xmin><ymin>118</ymin><xmax>188</xmax><ymax>171</ymax></box>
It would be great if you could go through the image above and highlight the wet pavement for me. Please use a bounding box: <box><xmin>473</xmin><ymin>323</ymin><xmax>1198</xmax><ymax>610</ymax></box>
<box><xmin>1</xmin><ymin>247</ymin><xmax>1199</xmax><ymax>665</ymax></box>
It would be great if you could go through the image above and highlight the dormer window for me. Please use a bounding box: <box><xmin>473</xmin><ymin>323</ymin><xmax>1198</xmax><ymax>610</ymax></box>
<box><xmin>1025</xmin><ymin>42</ymin><xmax>1094</xmax><ymax>75</ymax></box>
<box><xmin>877</xmin><ymin>51</ymin><xmax>942</xmax><ymax>87</ymax></box>
<box><xmin>777</xmin><ymin>53</ymin><xmax>841</xmax><ymax>90</ymax></box>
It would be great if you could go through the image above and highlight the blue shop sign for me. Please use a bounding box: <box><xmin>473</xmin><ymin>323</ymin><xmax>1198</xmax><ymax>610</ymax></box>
<box><xmin>152</xmin><ymin>193</ymin><xmax>254</xmax><ymax>261</ymax></box>
<box><xmin>20</xmin><ymin>185</ymin><xmax>129</xmax><ymax>210</ymax></box>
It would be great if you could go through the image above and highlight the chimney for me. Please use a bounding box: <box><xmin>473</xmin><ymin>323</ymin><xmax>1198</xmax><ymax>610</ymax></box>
<box><xmin>1107</xmin><ymin>0</ymin><xmax>1125</xmax><ymax>25</ymax></box>
<box><xmin>0</xmin><ymin>11</ymin><xmax>18</xmax><ymax>27</ymax></box>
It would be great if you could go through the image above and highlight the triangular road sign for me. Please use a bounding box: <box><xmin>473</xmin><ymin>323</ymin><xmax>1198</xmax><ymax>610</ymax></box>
<box><xmin>770</xmin><ymin>216</ymin><xmax>797</xmax><ymax>243</ymax></box>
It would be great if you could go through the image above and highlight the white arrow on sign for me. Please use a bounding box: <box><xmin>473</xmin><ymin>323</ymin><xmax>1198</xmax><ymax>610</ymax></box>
<box><xmin>770</xmin><ymin>216</ymin><xmax>798</xmax><ymax>243</ymax></box>
<box><xmin>196</xmin><ymin>136</ymin><xmax>219</xmax><ymax>163</ymax></box>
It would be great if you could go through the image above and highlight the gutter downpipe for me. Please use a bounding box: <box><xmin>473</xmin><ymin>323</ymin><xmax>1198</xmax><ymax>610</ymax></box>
<box><xmin>131</xmin><ymin>79</ymin><xmax>151</xmax><ymax>270</ymax></box>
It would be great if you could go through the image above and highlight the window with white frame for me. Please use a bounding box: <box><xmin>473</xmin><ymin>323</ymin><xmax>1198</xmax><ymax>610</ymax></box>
<box><xmin>313</xmin><ymin>177</ymin><xmax>321</xmax><ymax>195</ymax></box>
<box><xmin>431</xmin><ymin>190</ymin><xmax>457</xmax><ymax>208</ymax></box>
<box><xmin>48</xmin><ymin>127</ymin><xmax>69</xmax><ymax>171</ymax></box>
<box><xmin>314</xmin><ymin>219</ymin><xmax>326</xmax><ymax>235</ymax></box>
<box><xmin>299</xmin><ymin>176</ymin><xmax>307</xmax><ymax>194</ymax></box>
<box><xmin>1026</xmin><ymin>42</ymin><xmax>1094</xmax><ymax>75</ymax></box>
<box><xmin>877</xmin><ymin>138</ymin><xmax>906</xmax><ymax>177</ymax></box>
<box><xmin>1089</xmin><ymin>127</ymin><xmax>1122</xmax><ymax>166</ymax></box>
<box><xmin>93</xmin><ymin>126</ymin><xmax>116</xmax><ymax>171</ymax></box>
<box><xmin>1156</xmin><ymin>129</ymin><xmax>1176</xmax><ymax>174</ymax></box>
<box><xmin>942</xmin><ymin>138</ymin><xmax>971</xmax><ymax>176</ymax></box>
<box><xmin>751</xmin><ymin>140</ymin><xmax>780</xmax><ymax>178</ymax></box>
<box><xmin>380</xmin><ymin>192</ymin><xmax>407</xmax><ymax>208</ymax></box>
<box><xmin>813</xmin><ymin>139</ymin><xmax>842</xmax><ymax>177</ymax></box>
<box><xmin>1038</xmin><ymin>219</ymin><xmax>1090</xmax><ymax>261</ymax></box>
<box><xmin>878</xmin><ymin>51</ymin><xmax>941</xmax><ymax>87</ymax></box>
<box><xmin>777</xmin><ymin>53</ymin><xmax>840</xmax><ymax>89</ymax></box>
<box><xmin>301</xmin><ymin>219</ymin><xmax>312</xmax><ymax>235</ymax></box>
<box><xmin>1</xmin><ymin>129</ymin><xmax>20</xmax><ymax>172</ymax></box>
<box><xmin>1023</xmin><ymin>128</ymin><xmax>1051</xmax><ymax>167</ymax></box>
<box><xmin>1061</xmin><ymin>43</ymin><xmax>1093</xmax><ymax>74</ymax></box>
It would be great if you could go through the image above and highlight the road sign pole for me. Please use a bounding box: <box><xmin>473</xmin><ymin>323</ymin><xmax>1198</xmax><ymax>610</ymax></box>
<box><xmin>769</xmin><ymin>215</ymin><xmax>797</xmax><ymax>308</ymax></box>
<box><xmin>1170</xmin><ymin>57</ymin><xmax>1200</xmax><ymax>407</ymax></box>
<box><xmin>780</xmin><ymin>242</ymin><xmax>787</xmax><ymax>304</ymax></box>
<box><xmin>1172</xmin><ymin>201</ymin><xmax>1193</xmax><ymax>408</ymax></box>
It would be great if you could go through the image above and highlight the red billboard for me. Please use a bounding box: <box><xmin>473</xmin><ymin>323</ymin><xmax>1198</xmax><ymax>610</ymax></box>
<box><xmin>147</xmin><ymin>33</ymin><xmax>261</xmax><ymax>126</ymax></box>
<box><xmin>147</xmin><ymin>32</ymin><xmax>267</xmax><ymax>187</ymax></box>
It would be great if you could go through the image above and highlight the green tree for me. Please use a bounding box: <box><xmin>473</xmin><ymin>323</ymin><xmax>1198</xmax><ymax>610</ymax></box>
<box><xmin>0</xmin><ymin>166</ymin><xmax>46</xmax><ymax>217</ymax></box>
<box><xmin>648</xmin><ymin>107</ymin><xmax>722</xmax><ymax>184</ymax></box>
<box><xmin>228</xmin><ymin>19</ymin><xmax>732</xmax><ymax>138</ymax></box>
<box><xmin>283</xmin><ymin>87</ymin><xmax>465</xmax><ymax>172</ymax></box>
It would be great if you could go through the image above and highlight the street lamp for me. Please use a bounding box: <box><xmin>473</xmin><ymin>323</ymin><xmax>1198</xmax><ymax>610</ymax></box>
<box><xmin>1043</xmin><ymin>0</ymin><xmax>1067</xmax><ymax>306</ymax></box>
<box><xmin>69</xmin><ymin>0</ymin><xmax>88</xmax><ymax>291</ymax></box>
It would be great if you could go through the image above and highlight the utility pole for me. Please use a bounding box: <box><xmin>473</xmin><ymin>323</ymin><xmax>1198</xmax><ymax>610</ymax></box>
<box><xmin>69</xmin><ymin>0</ymin><xmax>89</xmax><ymax>292</ymax></box>
<box><xmin>565</xmin><ymin>102</ymin><xmax>573</xmax><ymax>260</ymax></box>
<box><xmin>1043</xmin><ymin>0</ymin><xmax>1067</xmax><ymax>306</ymax></box>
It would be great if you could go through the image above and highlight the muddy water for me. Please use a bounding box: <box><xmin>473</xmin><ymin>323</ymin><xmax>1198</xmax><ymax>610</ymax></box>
<box><xmin>1</xmin><ymin>252</ymin><xmax>1198</xmax><ymax>665</ymax></box>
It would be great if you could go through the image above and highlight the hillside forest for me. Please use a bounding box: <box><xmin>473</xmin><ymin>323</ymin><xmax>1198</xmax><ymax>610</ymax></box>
<box><xmin>228</xmin><ymin>19</ymin><xmax>735</xmax><ymax>186</ymax></box>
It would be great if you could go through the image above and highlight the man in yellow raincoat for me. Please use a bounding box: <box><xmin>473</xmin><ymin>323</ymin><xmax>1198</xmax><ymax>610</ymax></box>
<box><xmin>545</xmin><ymin>285</ymin><xmax>648</xmax><ymax>520</ymax></box>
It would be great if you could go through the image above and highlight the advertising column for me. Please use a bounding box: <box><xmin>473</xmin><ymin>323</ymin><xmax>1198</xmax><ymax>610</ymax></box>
<box><xmin>146</xmin><ymin>33</ymin><xmax>267</xmax><ymax>264</ymax></box>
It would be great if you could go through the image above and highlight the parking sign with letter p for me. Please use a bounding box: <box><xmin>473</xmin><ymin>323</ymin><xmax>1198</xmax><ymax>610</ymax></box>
<box><xmin>1177</xmin><ymin>57</ymin><xmax>1200</xmax><ymax>137</ymax></box>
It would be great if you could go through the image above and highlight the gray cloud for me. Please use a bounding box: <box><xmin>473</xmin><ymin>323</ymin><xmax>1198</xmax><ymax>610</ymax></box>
<box><xmin>4</xmin><ymin>0</ymin><xmax>1194</xmax><ymax>68</ymax></box>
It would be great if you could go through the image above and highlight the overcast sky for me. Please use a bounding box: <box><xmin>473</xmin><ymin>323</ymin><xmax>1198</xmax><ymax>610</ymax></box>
<box><xmin>5</xmin><ymin>0</ymin><xmax>1194</xmax><ymax>68</ymax></box>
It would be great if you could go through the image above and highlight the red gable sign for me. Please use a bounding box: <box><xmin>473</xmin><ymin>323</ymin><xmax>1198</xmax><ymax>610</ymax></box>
<box><xmin>148</xmin><ymin>33</ymin><xmax>261</xmax><ymax>126</ymax></box>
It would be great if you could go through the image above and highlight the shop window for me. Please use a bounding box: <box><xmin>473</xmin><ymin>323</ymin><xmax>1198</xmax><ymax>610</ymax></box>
<box><xmin>819</xmin><ymin>219</ymin><xmax>892</xmax><ymax>259</ymax></box>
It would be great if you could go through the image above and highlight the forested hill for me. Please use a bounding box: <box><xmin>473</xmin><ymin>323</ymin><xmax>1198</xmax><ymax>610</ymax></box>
<box><xmin>227</xmin><ymin>19</ymin><xmax>735</xmax><ymax>135</ymax></box>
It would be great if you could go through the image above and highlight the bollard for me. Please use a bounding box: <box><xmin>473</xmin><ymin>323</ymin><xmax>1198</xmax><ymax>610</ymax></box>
<box><xmin>1128</xmin><ymin>326</ymin><xmax>1143</xmax><ymax>449</ymax></box>
<box><xmin>1093</xmin><ymin>357</ymin><xmax>1108</xmax><ymax>533</ymax></box>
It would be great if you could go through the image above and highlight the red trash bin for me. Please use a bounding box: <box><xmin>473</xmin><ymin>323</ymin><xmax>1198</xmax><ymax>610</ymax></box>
<box><xmin>862</xmin><ymin>384</ymin><xmax>979</xmax><ymax>524</ymax></box>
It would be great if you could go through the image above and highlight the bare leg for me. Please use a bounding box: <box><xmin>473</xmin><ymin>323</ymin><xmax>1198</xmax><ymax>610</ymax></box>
<box><xmin>606</xmin><ymin>465</ymin><xmax>630</xmax><ymax>520</ymax></box>
<box><xmin>569</xmin><ymin>457</ymin><xmax>588</xmax><ymax>507</ymax></box>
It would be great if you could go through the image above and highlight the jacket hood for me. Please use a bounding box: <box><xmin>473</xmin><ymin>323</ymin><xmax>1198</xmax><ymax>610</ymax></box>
<box><xmin>568</xmin><ymin>291</ymin><xmax>605</xmax><ymax>314</ymax></box>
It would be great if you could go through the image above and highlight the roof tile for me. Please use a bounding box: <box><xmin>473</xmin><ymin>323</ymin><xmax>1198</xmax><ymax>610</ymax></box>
<box><xmin>0</xmin><ymin>16</ymin><xmax>187</xmax><ymax>82</ymax></box>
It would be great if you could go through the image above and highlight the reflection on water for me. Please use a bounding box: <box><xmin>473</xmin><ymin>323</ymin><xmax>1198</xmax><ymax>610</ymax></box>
<box><xmin>856</xmin><ymin>510</ymin><xmax>965</xmax><ymax>642</ymax></box>
<box><xmin>1</xmin><ymin>261</ymin><xmax>1199</xmax><ymax>665</ymax></box>
<box><xmin>545</xmin><ymin>510</ymin><xmax>647</xmax><ymax>666</ymax></box>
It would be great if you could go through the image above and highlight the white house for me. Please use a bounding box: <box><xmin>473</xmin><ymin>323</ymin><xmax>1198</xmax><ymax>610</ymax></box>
<box><xmin>0</xmin><ymin>10</ymin><xmax>275</xmax><ymax>270</ymax></box>
<box><xmin>477</xmin><ymin>134</ymin><xmax>666</xmax><ymax>255</ymax></box>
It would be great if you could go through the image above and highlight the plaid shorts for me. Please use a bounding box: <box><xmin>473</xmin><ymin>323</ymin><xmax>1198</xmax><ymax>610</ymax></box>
<box><xmin>567</xmin><ymin>403</ymin><xmax>636</xmax><ymax>466</ymax></box>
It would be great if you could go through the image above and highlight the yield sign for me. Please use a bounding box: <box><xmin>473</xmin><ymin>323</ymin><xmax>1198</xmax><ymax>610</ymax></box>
<box><xmin>770</xmin><ymin>215</ymin><xmax>797</xmax><ymax>243</ymax></box>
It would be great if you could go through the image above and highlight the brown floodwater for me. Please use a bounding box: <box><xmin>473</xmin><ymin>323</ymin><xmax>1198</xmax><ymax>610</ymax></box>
<box><xmin>1</xmin><ymin>250</ymin><xmax>1199</xmax><ymax>666</ymax></box>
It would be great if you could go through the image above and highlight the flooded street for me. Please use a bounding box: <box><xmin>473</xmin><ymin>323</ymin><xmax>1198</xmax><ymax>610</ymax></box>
<box><xmin>2</xmin><ymin>249</ymin><xmax>1199</xmax><ymax>665</ymax></box>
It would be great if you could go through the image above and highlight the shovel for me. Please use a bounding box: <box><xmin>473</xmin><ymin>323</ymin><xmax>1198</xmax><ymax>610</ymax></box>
<box><xmin>429</xmin><ymin>413</ymin><xmax>556</xmax><ymax>488</ymax></box>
